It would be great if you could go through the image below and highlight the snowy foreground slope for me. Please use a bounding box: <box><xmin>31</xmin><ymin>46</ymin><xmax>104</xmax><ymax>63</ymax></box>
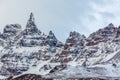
<box><xmin>0</xmin><ymin>13</ymin><xmax>120</xmax><ymax>80</ymax></box>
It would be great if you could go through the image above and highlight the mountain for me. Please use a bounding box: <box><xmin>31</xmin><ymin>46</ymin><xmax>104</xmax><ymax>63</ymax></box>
<box><xmin>0</xmin><ymin>13</ymin><xmax>120</xmax><ymax>79</ymax></box>
<box><xmin>51</xmin><ymin>31</ymin><xmax>86</xmax><ymax>63</ymax></box>
<box><xmin>0</xmin><ymin>13</ymin><xmax>63</xmax><ymax>79</ymax></box>
<box><xmin>44</xmin><ymin>23</ymin><xmax>120</xmax><ymax>79</ymax></box>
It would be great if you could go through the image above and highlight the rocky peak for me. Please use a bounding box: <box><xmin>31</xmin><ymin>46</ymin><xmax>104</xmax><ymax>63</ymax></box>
<box><xmin>69</xmin><ymin>31</ymin><xmax>84</xmax><ymax>38</ymax></box>
<box><xmin>66</xmin><ymin>31</ymin><xmax>86</xmax><ymax>45</ymax></box>
<box><xmin>23</xmin><ymin>12</ymin><xmax>41</xmax><ymax>35</ymax></box>
<box><xmin>27</xmin><ymin>12</ymin><xmax>35</xmax><ymax>26</ymax></box>
<box><xmin>89</xmin><ymin>24</ymin><xmax>114</xmax><ymax>37</ymax></box>
<box><xmin>88</xmin><ymin>24</ymin><xmax>115</xmax><ymax>40</ymax></box>
<box><xmin>46</xmin><ymin>30</ymin><xmax>63</xmax><ymax>47</ymax></box>
<box><xmin>63</xmin><ymin>31</ymin><xmax>85</xmax><ymax>55</ymax></box>
<box><xmin>2</xmin><ymin>24</ymin><xmax>22</xmax><ymax>39</ymax></box>
<box><xmin>47</xmin><ymin>30</ymin><xmax>57</xmax><ymax>40</ymax></box>
<box><xmin>51</xmin><ymin>31</ymin><xmax>86</xmax><ymax>63</ymax></box>
<box><xmin>29</xmin><ymin>12</ymin><xmax>35</xmax><ymax>22</ymax></box>
<box><xmin>108</xmin><ymin>23</ymin><xmax>114</xmax><ymax>27</ymax></box>
<box><xmin>86</xmin><ymin>23</ymin><xmax>120</xmax><ymax>46</ymax></box>
<box><xmin>3</xmin><ymin>24</ymin><xmax>22</xmax><ymax>33</ymax></box>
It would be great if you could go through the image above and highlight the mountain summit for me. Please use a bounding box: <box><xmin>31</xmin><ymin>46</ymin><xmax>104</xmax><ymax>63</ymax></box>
<box><xmin>23</xmin><ymin>13</ymin><xmax>41</xmax><ymax>35</ymax></box>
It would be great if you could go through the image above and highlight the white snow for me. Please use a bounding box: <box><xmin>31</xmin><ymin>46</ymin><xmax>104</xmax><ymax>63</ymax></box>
<box><xmin>0</xmin><ymin>75</ymin><xmax>7</xmax><ymax>79</ymax></box>
<box><xmin>101</xmin><ymin>49</ymin><xmax>120</xmax><ymax>62</ymax></box>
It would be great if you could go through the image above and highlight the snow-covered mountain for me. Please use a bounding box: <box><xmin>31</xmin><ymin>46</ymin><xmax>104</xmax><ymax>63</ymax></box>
<box><xmin>0</xmin><ymin>13</ymin><xmax>63</xmax><ymax>79</ymax></box>
<box><xmin>51</xmin><ymin>31</ymin><xmax>86</xmax><ymax>63</ymax></box>
<box><xmin>1</xmin><ymin>13</ymin><xmax>120</xmax><ymax>79</ymax></box>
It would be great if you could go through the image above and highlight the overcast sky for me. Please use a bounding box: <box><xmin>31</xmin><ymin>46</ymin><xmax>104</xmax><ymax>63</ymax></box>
<box><xmin>0</xmin><ymin>0</ymin><xmax>120</xmax><ymax>42</ymax></box>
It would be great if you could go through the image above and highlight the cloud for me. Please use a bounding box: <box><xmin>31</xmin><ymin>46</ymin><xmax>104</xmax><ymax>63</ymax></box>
<box><xmin>78</xmin><ymin>0</ymin><xmax>120</xmax><ymax>35</ymax></box>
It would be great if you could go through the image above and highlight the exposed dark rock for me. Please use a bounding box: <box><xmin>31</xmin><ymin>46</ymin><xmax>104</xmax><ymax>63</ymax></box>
<box><xmin>23</xmin><ymin>12</ymin><xmax>41</xmax><ymax>35</ymax></box>
<box><xmin>9</xmin><ymin>74</ymin><xmax>41</xmax><ymax>80</ymax></box>
<box><xmin>46</xmin><ymin>30</ymin><xmax>63</xmax><ymax>47</ymax></box>
<box><xmin>2</xmin><ymin>24</ymin><xmax>22</xmax><ymax>39</ymax></box>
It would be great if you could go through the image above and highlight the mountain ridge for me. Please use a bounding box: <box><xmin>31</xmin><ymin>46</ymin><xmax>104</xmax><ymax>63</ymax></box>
<box><xmin>0</xmin><ymin>13</ymin><xmax>120</xmax><ymax>79</ymax></box>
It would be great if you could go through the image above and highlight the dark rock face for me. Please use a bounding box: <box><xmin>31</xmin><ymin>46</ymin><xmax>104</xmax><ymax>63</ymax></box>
<box><xmin>23</xmin><ymin>13</ymin><xmax>41</xmax><ymax>35</ymax></box>
<box><xmin>46</xmin><ymin>31</ymin><xmax>63</xmax><ymax>47</ymax></box>
<box><xmin>64</xmin><ymin>31</ymin><xmax>85</xmax><ymax>55</ymax></box>
<box><xmin>0</xmin><ymin>53</ymin><xmax>29</xmax><ymax>76</ymax></box>
<box><xmin>2</xmin><ymin>24</ymin><xmax>22</xmax><ymax>39</ymax></box>
<box><xmin>18</xmin><ymin>35</ymin><xmax>47</xmax><ymax>47</ymax></box>
<box><xmin>51</xmin><ymin>31</ymin><xmax>86</xmax><ymax>63</ymax></box>
<box><xmin>9</xmin><ymin>74</ymin><xmax>41</xmax><ymax>80</ymax></box>
<box><xmin>81</xmin><ymin>23</ymin><xmax>120</xmax><ymax>58</ymax></box>
<box><xmin>86</xmin><ymin>23</ymin><xmax>117</xmax><ymax>46</ymax></box>
<box><xmin>49</xmin><ymin>64</ymin><xmax>67</xmax><ymax>73</ymax></box>
<box><xmin>47</xmin><ymin>31</ymin><xmax>57</xmax><ymax>46</ymax></box>
<box><xmin>66</xmin><ymin>31</ymin><xmax>85</xmax><ymax>47</ymax></box>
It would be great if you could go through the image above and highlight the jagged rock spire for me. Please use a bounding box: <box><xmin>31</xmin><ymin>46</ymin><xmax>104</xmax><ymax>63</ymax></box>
<box><xmin>27</xmin><ymin>12</ymin><xmax>36</xmax><ymax>27</ymax></box>
<box><xmin>29</xmin><ymin>12</ymin><xmax>35</xmax><ymax>22</ymax></box>
<box><xmin>108</xmin><ymin>23</ymin><xmax>114</xmax><ymax>27</ymax></box>
<box><xmin>47</xmin><ymin>30</ymin><xmax>63</xmax><ymax>47</ymax></box>
<box><xmin>46</xmin><ymin>30</ymin><xmax>57</xmax><ymax>46</ymax></box>
<box><xmin>23</xmin><ymin>12</ymin><xmax>41</xmax><ymax>35</ymax></box>
<box><xmin>48</xmin><ymin>30</ymin><xmax>56</xmax><ymax>38</ymax></box>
